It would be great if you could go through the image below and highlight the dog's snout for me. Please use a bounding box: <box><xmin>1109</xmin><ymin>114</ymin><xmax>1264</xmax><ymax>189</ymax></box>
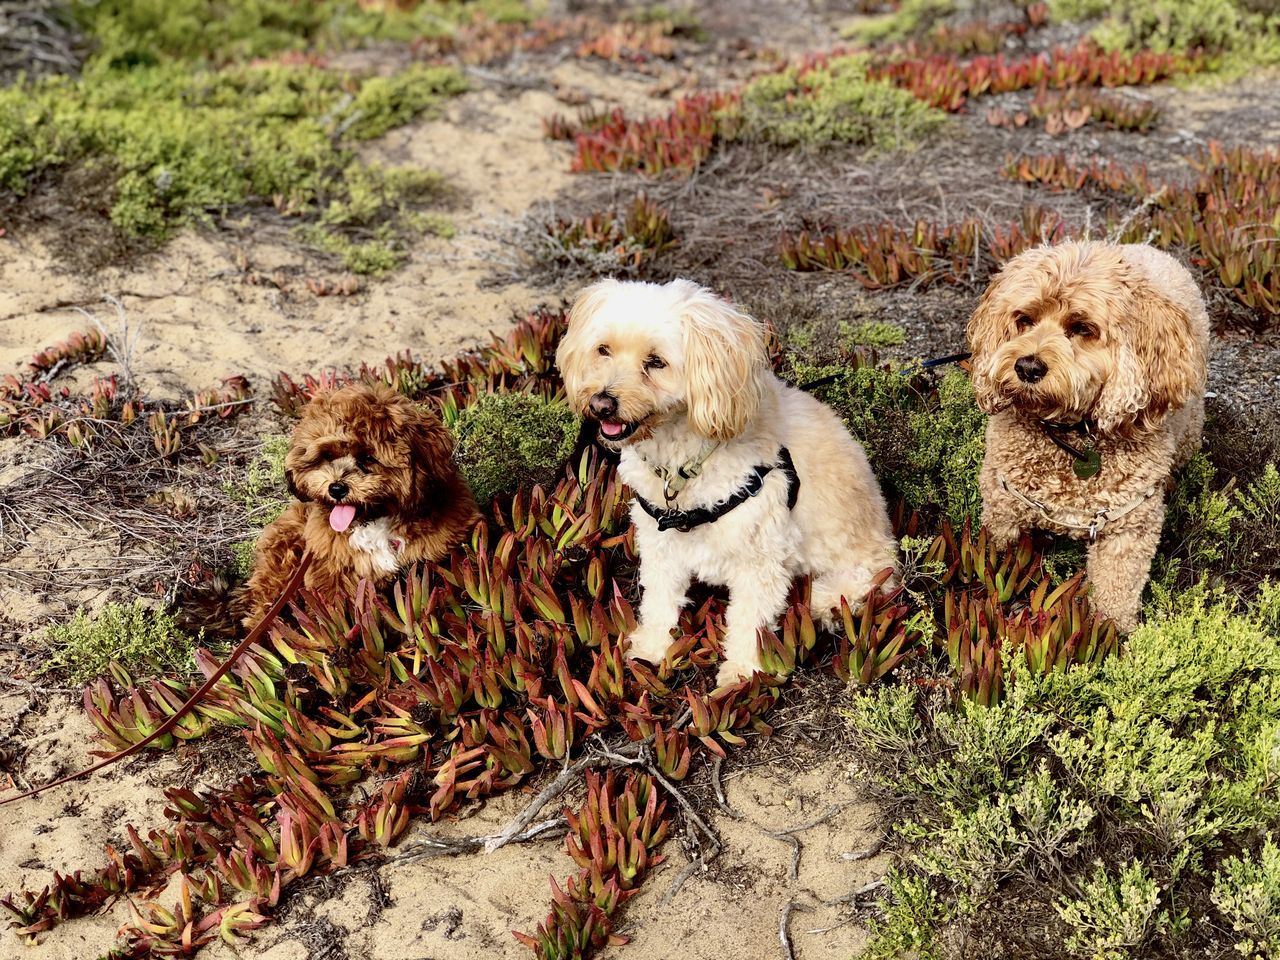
<box><xmin>1015</xmin><ymin>355</ymin><xmax>1048</xmax><ymax>384</ymax></box>
<box><xmin>328</xmin><ymin>481</ymin><xmax>349</xmax><ymax>501</ymax></box>
<box><xmin>588</xmin><ymin>392</ymin><xmax>619</xmax><ymax>419</ymax></box>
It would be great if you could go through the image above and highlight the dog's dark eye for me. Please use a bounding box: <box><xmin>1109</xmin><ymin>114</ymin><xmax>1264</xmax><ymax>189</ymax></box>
<box><xmin>356</xmin><ymin>453</ymin><xmax>377</xmax><ymax>471</ymax></box>
<box><xmin>597</xmin><ymin>344</ymin><xmax>611</xmax><ymax>357</ymax></box>
<box><xmin>1014</xmin><ymin>313</ymin><xmax>1035</xmax><ymax>331</ymax></box>
<box><xmin>1068</xmin><ymin>319</ymin><xmax>1097</xmax><ymax>339</ymax></box>
<box><xmin>645</xmin><ymin>355</ymin><xmax>666</xmax><ymax>371</ymax></box>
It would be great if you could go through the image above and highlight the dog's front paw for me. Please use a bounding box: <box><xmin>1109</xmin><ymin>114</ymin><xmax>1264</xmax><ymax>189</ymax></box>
<box><xmin>624</xmin><ymin>628</ymin><xmax>674</xmax><ymax>665</ymax></box>
<box><xmin>714</xmin><ymin>659</ymin><xmax>760</xmax><ymax>689</ymax></box>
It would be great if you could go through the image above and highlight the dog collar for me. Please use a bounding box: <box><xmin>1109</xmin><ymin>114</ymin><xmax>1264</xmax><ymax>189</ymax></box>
<box><xmin>636</xmin><ymin>447</ymin><xmax>800</xmax><ymax>533</ymax></box>
<box><xmin>1040</xmin><ymin>419</ymin><xmax>1101</xmax><ymax>479</ymax></box>
<box><xmin>998</xmin><ymin>473</ymin><xmax>1158</xmax><ymax>543</ymax></box>
<box><xmin>638</xmin><ymin>440</ymin><xmax>721</xmax><ymax>504</ymax></box>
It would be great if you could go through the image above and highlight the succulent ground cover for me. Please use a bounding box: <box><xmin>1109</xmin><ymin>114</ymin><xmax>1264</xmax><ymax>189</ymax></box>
<box><xmin>2</xmin><ymin>1</ymin><xmax>1279</xmax><ymax>959</ymax></box>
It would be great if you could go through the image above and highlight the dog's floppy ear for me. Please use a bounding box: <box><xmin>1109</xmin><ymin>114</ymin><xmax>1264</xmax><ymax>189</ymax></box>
<box><xmin>965</xmin><ymin>280</ymin><xmax>1006</xmax><ymax>413</ymax></box>
<box><xmin>1095</xmin><ymin>280</ymin><xmax>1203</xmax><ymax>435</ymax></box>
<box><xmin>557</xmin><ymin>280</ymin><xmax>621</xmax><ymax>410</ymax></box>
<box><xmin>672</xmin><ymin>279</ymin><xmax>768</xmax><ymax>441</ymax></box>
<box><xmin>399</xmin><ymin>400</ymin><xmax>459</xmax><ymax>517</ymax></box>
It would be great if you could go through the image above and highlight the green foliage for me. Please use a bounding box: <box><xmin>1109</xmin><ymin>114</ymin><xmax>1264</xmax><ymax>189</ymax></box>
<box><xmin>839</xmin><ymin>320</ymin><xmax>906</xmax><ymax>349</ymax></box>
<box><xmin>69</xmin><ymin>0</ymin><xmax>528</xmax><ymax>66</ymax></box>
<box><xmin>0</xmin><ymin>7</ymin><xmax>465</xmax><ymax>265</ymax></box>
<box><xmin>844</xmin><ymin>0</ymin><xmax>954</xmax><ymax>44</ymax></box>
<box><xmin>740</xmin><ymin>55</ymin><xmax>944</xmax><ymax>150</ymax></box>
<box><xmin>861</xmin><ymin>868</ymin><xmax>948</xmax><ymax>960</ymax></box>
<box><xmin>225</xmin><ymin>434</ymin><xmax>290</xmax><ymax>577</ymax></box>
<box><xmin>850</xmin><ymin>591</ymin><xmax>1280</xmax><ymax>957</ymax></box>
<box><xmin>1057</xmin><ymin>860</ymin><xmax>1182</xmax><ymax>960</ymax></box>
<box><xmin>812</xmin><ymin>364</ymin><xmax>985</xmax><ymax>526</ymax></box>
<box><xmin>44</xmin><ymin>600</ymin><xmax>202</xmax><ymax>684</ymax></box>
<box><xmin>1048</xmin><ymin>0</ymin><xmax>1280</xmax><ymax>68</ymax></box>
<box><xmin>1212</xmin><ymin>836</ymin><xmax>1280</xmax><ymax>958</ymax></box>
<box><xmin>453</xmin><ymin>392</ymin><xmax>580</xmax><ymax>508</ymax></box>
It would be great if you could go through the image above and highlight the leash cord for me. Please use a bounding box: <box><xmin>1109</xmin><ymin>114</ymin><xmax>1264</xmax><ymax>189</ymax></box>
<box><xmin>796</xmin><ymin>351</ymin><xmax>971</xmax><ymax>392</ymax></box>
<box><xmin>0</xmin><ymin>552</ymin><xmax>314</xmax><ymax>806</ymax></box>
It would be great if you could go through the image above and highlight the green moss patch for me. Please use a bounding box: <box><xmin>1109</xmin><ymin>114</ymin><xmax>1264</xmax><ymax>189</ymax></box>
<box><xmin>453</xmin><ymin>392</ymin><xmax>580</xmax><ymax>508</ymax></box>
<box><xmin>740</xmin><ymin>55</ymin><xmax>945</xmax><ymax>149</ymax></box>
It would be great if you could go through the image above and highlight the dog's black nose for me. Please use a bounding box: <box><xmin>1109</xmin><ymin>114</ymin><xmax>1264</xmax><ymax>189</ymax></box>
<box><xmin>589</xmin><ymin>392</ymin><xmax>618</xmax><ymax>419</ymax></box>
<box><xmin>1015</xmin><ymin>355</ymin><xmax>1048</xmax><ymax>384</ymax></box>
<box><xmin>328</xmin><ymin>482</ymin><xmax>349</xmax><ymax>501</ymax></box>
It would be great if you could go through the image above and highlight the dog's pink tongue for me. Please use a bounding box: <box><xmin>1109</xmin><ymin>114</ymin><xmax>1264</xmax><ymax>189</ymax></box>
<box><xmin>329</xmin><ymin>504</ymin><xmax>357</xmax><ymax>533</ymax></box>
<box><xmin>599</xmin><ymin>421</ymin><xmax>625</xmax><ymax>439</ymax></box>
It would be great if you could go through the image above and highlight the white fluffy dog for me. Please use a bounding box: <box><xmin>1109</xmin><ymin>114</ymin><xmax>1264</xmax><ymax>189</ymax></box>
<box><xmin>556</xmin><ymin>278</ymin><xmax>898</xmax><ymax>686</ymax></box>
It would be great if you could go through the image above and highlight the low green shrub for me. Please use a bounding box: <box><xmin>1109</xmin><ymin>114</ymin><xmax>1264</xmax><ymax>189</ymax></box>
<box><xmin>740</xmin><ymin>55</ymin><xmax>945</xmax><ymax>149</ymax></box>
<box><xmin>45</xmin><ymin>600</ymin><xmax>202</xmax><ymax>683</ymax></box>
<box><xmin>805</xmin><ymin>363</ymin><xmax>985</xmax><ymax>526</ymax></box>
<box><xmin>453</xmin><ymin>392</ymin><xmax>580</xmax><ymax>508</ymax></box>
<box><xmin>225</xmin><ymin>433</ymin><xmax>290</xmax><ymax>578</ymax></box>
<box><xmin>847</xmin><ymin>588</ymin><xmax>1280</xmax><ymax>958</ymax></box>
<box><xmin>1047</xmin><ymin>0</ymin><xmax>1280</xmax><ymax>68</ymax></box>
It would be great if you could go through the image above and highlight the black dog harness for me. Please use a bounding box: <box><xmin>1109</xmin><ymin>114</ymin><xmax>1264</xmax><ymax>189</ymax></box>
<box><xmin>635</xmin><ymin>447</ymin><xmax>801</xmax><ymax>533</ymax></box>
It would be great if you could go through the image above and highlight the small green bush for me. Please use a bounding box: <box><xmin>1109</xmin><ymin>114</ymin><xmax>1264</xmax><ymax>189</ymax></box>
<box><xmin>1048</xmin><ymin>0</ymin><xmax>1280</xmax><ymax>68</ymax></box>
<box><xmin>226</xmin><ymin>434</ymin><xmax>290</xmax><ymax>577</ymax></box>
<box><xmin>45</xmin><ymin>600</ymin><xmax>202</xmax><ymax>683</ymax></box>
<box><xmin>839</xmin><ymin>320</ymin><xmax>906</xmax><ymax>349</ymax></box>
<box><xmin>843</xmin><ymin>0</ymin><xmax>955</xmax><ymax>45</ymax></box>
<box><xmin>810</xmin><ymin>364</ymin><xmax>985</xmax><ymax>526</ymax></box>
<box><xmin>740</xmin><ymin>55</ymin><xmax>944</xmax><ymax>150</ymax></box>
<box><xmin>453</xmin><ymin>392</ymin><xmax>580</xmax><ymax>508</ymax></box>
<box><xmin>1057</xmin><ymin>860</ymin><xmax>1181</xmax><ymax>960</ymax></box>
<box><xmin>847</xmin><ymin>589</ymin><xmax>1280</xmax><ymax>958</ymax></box>
<box><xmin>1212</xmin><ymin>836</ymin><xmax>1280</xmax><ymax>958</ymax></box>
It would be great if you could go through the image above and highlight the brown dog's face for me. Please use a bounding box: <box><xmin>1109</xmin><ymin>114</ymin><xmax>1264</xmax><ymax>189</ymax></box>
<box><xmin>555</xmin><ymin>279</ymin><xmax>768</xmax><ymax>445</ymax></box>
<box><xmin>967</xmin><ymin>242</ymin><xmax>1200</xmax><ymax>435</ymax></box>
<box><xmin>285</xmin><ymin>383</ymin><xmax>455</xmax><ymax>531</ymax></box>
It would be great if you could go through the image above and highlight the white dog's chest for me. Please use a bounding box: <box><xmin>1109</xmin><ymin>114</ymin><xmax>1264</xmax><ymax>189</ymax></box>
<box><xmin>348</xmin><ymin>517</ymin><xmax>405</xmax><ymax>575</ymax></box>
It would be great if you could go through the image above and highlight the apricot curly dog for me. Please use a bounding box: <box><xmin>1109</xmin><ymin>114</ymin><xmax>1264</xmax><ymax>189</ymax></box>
<box><xmin>968</xmin><ymin>241</ymin><xmax>1210</xmax><ymax>630</ymax></box>
<box><xmin>238</xmin><ymin>383</ymin><xmax>477</xmax><ymax>626</ymax></box>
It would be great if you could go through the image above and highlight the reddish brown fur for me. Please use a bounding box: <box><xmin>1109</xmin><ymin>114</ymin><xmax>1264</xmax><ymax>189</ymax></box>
<box><xmin>237</xmin><ymin>383</ymin><xmax>477</xmax><ymax>627</ymax></box>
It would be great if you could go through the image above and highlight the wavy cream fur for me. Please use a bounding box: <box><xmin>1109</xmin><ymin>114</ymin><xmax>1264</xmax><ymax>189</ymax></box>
<box><xmin>557</xmin><ymin>278</ymin><xmax>898</xmax><ymax>686</ymax></box>
<box><xmin>967</xmin><ymin>242</ymin><xmax>1210</xmax><ymax>630</ymax></box>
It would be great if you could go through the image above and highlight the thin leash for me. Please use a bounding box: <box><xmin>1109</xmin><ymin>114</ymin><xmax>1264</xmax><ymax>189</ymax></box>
<box><xmin>795</xmin><ymin>351</ymin><xmax>971</xmax><ymax>392</ymax></box>
<box><xmin>0</xmin><ymin>553</ymin><xmax>314</xmax><ymax>806</ymax></box>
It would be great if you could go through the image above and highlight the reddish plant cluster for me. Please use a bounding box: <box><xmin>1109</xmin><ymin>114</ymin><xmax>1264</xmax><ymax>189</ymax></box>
<box><xmin>933</xmin><ymin>522</ymin><xmax>1117</xmax><ymax>704</ymax></box>
<box><xmin>514</xmin><ymin>771</ymin><xmax>669</xmax><ymax>957</ymax></box>
<box><xmin>541</xmin><ymin>194</ymin><xmax>677</xmax><ymax>270</ymax></box>
<box><xmin>1029</xmin><ymin>87</ymin><xmax>1160</xmax><ymax>133</ymax></box>
<box><xmin>413</xmin><ymin>14</ymin><xmax>683</xmax><ymax>68</ymax></box>
<box><xmin>778</xmin><ymin>206</ymin><xmax>1072</xmax><ymax>288</ymax></box>
<box><xmin>868</xmin><ymin>41</ymin><xmax>1205</xmax><ymax>112</ymax></box>
<box><xmin>568</xmin><ymin>92</ymin><xmax>741</xmax><ymax>176</ymax></box>
<box><xmin>1005</xmin><ymin>141</ymin><xmax>1280</xmax><ymax>323</ymax></box>
<box><xmin>988</xmin><ymin>87</ymin><xmax>1159</xmax><ymax>134</ymax></box>
<box><xmin>0</xmin><ymin>331</ymin><xmax>253</xmax><ymax>454</ymax></box>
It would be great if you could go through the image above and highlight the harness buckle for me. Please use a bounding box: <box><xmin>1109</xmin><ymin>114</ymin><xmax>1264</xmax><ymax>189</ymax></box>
<box><xmin>1088</xmin><ymin>512</ymin><xmax>1108</xmax><ymax>543</ymax></box>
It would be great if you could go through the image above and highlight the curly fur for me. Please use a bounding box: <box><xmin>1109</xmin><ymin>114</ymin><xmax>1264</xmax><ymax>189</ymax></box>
<box><xmin>237</xmin><ymin>383</ymin><xmax>477</xmax><ymax>627</ymax></box>
<box><xmin>967</xmin><ymin>241</ymin><xmax>1210</xmax><ymax>630</ymax></box>
<box><xmin>558</xmin><ymin>278</ymin><xmax>898</xmax><ymax>687</ymax></box>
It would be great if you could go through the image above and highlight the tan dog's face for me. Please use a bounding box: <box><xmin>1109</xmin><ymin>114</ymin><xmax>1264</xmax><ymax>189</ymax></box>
<box><xmin>285</xmin><ymin>383</ymin><xmax>455</xmax><ymax>531</ymax></box>
<box><xmin>555</xmin><ymin>279</ymin><xmax>768</xmax><ymax>445</ymax></box>
<box><xmin>967</xmin><ymin>243</ymin><xmax>1200</xmax><ymax>435</ymax></box>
